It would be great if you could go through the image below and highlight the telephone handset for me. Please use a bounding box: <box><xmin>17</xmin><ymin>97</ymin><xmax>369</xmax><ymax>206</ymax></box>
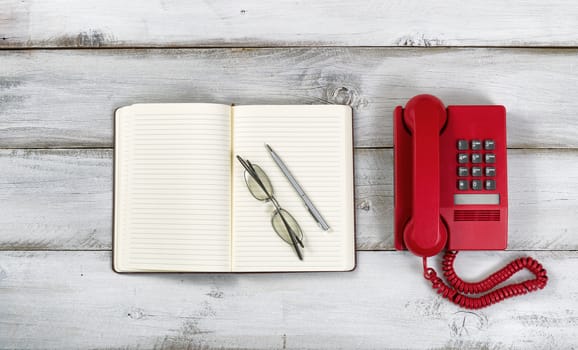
<box><xmin>394</xmin><ymin>95</ymin><xmax>548</xmax><ymax>309</ymax></box>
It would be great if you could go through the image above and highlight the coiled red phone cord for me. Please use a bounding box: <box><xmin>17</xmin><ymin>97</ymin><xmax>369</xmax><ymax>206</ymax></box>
<box><xmin>422</xmin><ymin>251</ymin><xmax>548</xmax><ymax>309</ymax></box>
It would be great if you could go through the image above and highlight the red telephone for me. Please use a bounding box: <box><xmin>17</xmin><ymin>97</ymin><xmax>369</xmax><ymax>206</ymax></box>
<box><xmin>394</xmin><ymin>95</ymin><xmax>548</xmax><ymax>309</ymax></box>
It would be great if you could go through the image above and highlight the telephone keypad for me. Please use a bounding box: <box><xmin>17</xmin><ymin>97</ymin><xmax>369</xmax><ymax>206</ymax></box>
<box><xmin>455</xmin><ymin>138</ymin><xmax>498</xmax><ymax>192</ymax></box>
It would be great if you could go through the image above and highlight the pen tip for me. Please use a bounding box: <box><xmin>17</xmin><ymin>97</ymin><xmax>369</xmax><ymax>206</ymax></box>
<box><xmin>265</xmin><ymin>144</ymin><xmax>272</xmax><ymax>152</ymax></box>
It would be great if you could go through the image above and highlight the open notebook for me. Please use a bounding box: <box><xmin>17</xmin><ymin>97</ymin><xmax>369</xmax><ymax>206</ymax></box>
<box><xmin>114</xmin><ymin>104</ymin><xmax>355</xmax><ymax>272</ymax></box>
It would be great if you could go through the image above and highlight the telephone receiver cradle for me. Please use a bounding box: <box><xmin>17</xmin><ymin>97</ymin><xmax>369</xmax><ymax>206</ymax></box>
<box><xmin>393</xmin><ymin>94</ymin><xmax>547</xmax><ymax>309</ymax></box>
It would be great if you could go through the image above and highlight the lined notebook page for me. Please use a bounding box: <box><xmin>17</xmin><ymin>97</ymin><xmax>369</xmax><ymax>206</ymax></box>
<box><xmin>114</xmin><ymin>104</ymin><xmax>232</xmax><ymax>272</ymax></box>
<box><xmin>232</xmin><ymin>105</ymin><xmax>355</xmax><ymax>272</ymax></box>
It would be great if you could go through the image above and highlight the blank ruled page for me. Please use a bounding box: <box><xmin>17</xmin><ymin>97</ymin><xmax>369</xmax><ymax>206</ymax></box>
<box><xmin>232</xmin><ymin>105</ymin><xmax>355</xmax><ymax>272</ymax></box>
<box><xmin>114</xmin><ymin>104</ymin><xmax>232</xmax><ymax>272</ymax></box>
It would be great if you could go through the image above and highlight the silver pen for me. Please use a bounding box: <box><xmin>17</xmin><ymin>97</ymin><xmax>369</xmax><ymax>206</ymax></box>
<box><xmin>265</xmin><ymin>144</ymin><xmax>330</xmax><ymax>231</ymax></box>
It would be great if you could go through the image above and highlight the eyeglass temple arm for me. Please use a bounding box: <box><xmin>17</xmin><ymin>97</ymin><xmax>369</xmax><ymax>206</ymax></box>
<box><xmin>286</xmin><ymin>223</ymin><xmax>303</xmax><ymax>260</ymax></box>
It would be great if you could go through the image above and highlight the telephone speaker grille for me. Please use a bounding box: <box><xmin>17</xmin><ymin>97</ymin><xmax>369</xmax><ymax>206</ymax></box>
<box><xmin>454</xmin><ymin>210</ymin><xmax>500</xmax><ymax>221</ymax></box>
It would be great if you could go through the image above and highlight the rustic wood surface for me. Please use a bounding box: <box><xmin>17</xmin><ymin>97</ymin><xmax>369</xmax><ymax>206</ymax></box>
<box><xmin>2</xmin><ymin>49</ymin><xmax>578</xmax><ymax>148</ymax></box>
<box><xmin>1</xmin><ymin>2</ymin><xmax>578</xmax><ymax>349</ymax></box>
<box><xmin>1</xmin><ymin>1</ymin><xmax>578</xmax><ymax>47</ymax></box>
<box><xmin>1</xmin><ymin>251</ymin><xmax>577</xmax><ymax>350</ymax></box>
<box><xmin>1</xmin><ymin>149</ymin><xmax>576</xmax><ymax>251</ymax></box>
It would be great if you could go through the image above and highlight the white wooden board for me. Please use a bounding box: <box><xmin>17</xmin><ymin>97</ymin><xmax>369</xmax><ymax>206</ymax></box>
<box><xmin>0</xmin><ymin>251</ymin><xmax>575</xmax><ymax>349</ymax></box>
<box><xmin>1</xmin><ymin>2</ymin><xmax>577</xmax><ymax>348</ymax></box>
<box><xmin>1</xmin><ymin>149</ymin><xmax>576</xmax><ymax>251</ymax></box>
<box><xmin>1</xmin><ymin>1</ymin><xmax>578</xmax><ymax>47</ymax></box>
<box><xmin>2</xmin><ymin>49</ymin><xmax>578</xmax><ymax>148</ymax></box>
<box><xmin>0</xmin><ymin>149</ymin><xmax>111</xmax><ymax>250</ymax></box>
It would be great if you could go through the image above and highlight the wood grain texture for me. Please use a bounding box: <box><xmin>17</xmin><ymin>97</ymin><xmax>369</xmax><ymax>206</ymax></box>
<box><xmin>2</xmin><ymin>3</ymin><xmax>577</xmax><ymax>348</ymax></box>
<box><xmin>1</xmin><ymin>1</ymin><xmax>578</xmax><ymax>48</ymax></box>
<box><xmin>0</xmin><ymin>149</ymin><xmax>112</xmax><ymax>250</ymax></box>
<box><xmin>2</xmin><ymin>48</ymin><xmax>578</xmax><ymax>148</ymax></box>
<box><xmin>1</xmin><ymin>148</ymin><xmax>576</xmax><ymax>251</ymax></box>
<box><xmin>0</xmin><ymin>251</ymin><xmax>575</xmax><ymax>349</ymax></box>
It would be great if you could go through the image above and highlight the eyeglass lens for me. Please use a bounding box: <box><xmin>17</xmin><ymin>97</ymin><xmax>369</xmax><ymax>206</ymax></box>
<box><xmin>271</xmin><ymin>208</ymin><xmax>304</xmax><ymax>245</ymax></box>
<box><xmin>243</xmin><ymin>165</ymin><xmax>273</xmax><ymax>201</ymax></box>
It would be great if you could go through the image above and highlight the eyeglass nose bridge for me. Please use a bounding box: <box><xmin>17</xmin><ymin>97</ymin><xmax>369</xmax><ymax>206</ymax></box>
<box><xmin>268</xmin><ymin>195</ymin><xmax>282</xmax><ymax>211</ymax></box>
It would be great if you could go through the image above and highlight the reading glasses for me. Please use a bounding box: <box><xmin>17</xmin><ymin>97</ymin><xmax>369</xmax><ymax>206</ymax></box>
<box><xmin>236</xmin><ymin>155</ymin><xmax>304</xmax><ymax>260</ymax></box>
